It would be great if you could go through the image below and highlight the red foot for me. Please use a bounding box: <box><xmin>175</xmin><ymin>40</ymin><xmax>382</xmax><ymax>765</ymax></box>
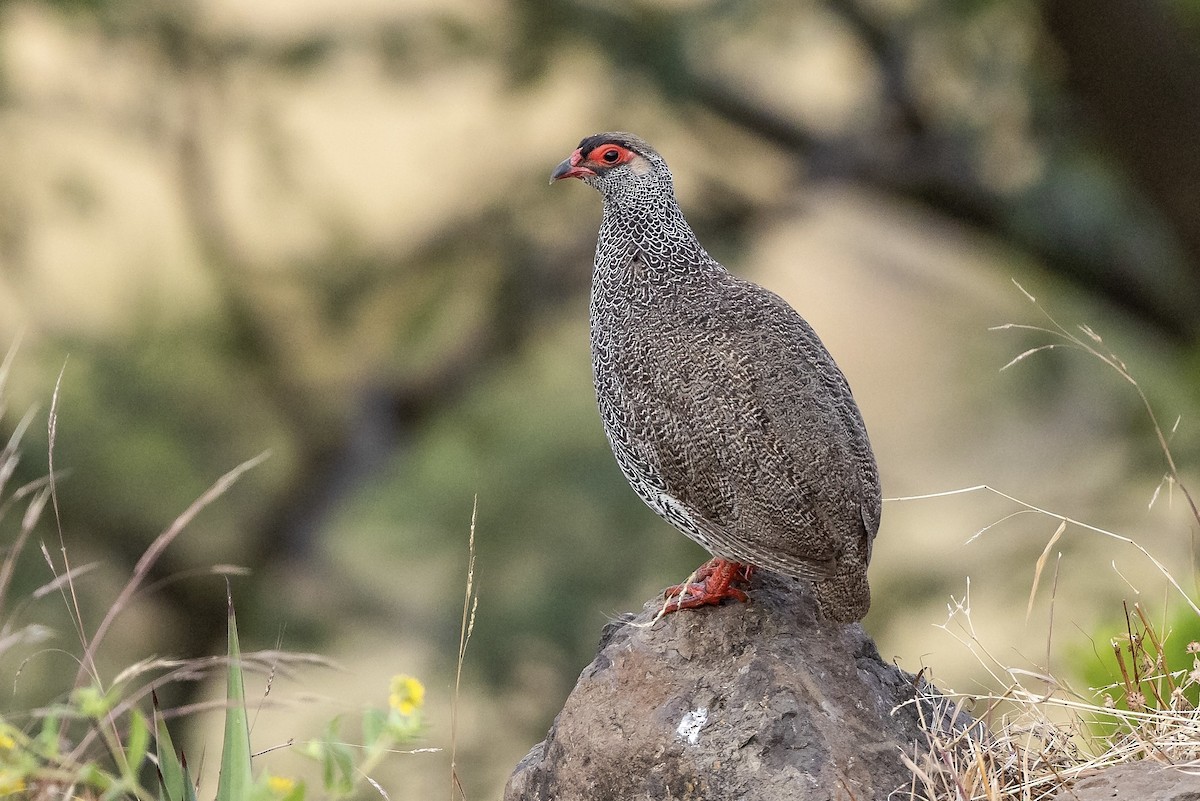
<box><xmin>661</xmin><ymin>558</ymin><xmax>755</xmax><ymax>614</ymax></box>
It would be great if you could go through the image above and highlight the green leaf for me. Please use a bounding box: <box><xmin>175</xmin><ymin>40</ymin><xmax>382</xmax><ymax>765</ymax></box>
<box><xmin>80</xmin><ymin>761</ymin><xmax>112</xmax><ymax>791</ymax></box>
<box><xmin>317</xmin><ymin>721</ymin><xmax>354</xmax><ymax>796</ymax></box>
<box><xmin>361</xmin><ymin>708</ymin><xmax>386</xmax><ymax>747</ymax></box>
<box><xmin>100</xmin><ymin>778</ymin><xmax>137</xmax><ymax>801</ymax></box>
<box><xmin>216</xmin><ymin>587</ymin><xmax>254</xmax><ymax>801</ymax></box>
<box><xmin>72</xmin><ymin>685</ymin><xmax>112</xmax><ymax>719</ymax></box>
<box><xmin>35</xmin><ymin>713</ymin><xmax>62</xmax><ymax>759</ymax></box>
<box><xmin>154</xmin><ymin>691</ymin><xmax>186</xmax><ymax>801</ymax></box>
<box><xmin>124</xmin><ymin>708</ymin><xmax>150</xmax><ymax>781</ymax></box>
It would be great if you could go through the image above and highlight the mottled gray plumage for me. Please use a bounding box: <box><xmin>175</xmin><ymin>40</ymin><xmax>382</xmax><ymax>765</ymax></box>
<box><xmin>553</xmin><ymin>132</ymin><xmax>881</xmax><ymax>622</ymax></box>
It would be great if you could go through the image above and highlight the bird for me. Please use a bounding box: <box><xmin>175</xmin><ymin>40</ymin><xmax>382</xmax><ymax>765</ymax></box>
<box><xmin>550</xmin><ymin>132</ymin><xmax>881</xmax><ymax>623</ymax></box>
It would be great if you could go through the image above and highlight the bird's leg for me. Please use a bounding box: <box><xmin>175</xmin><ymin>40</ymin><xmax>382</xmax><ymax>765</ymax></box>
<box><xmin>661</xmin><ymin>558</ymin><xmax>755</xmax><ymax>613</ymax></box>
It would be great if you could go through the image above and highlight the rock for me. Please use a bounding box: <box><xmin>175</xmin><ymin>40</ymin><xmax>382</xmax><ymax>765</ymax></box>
<box><xmin>1055</xmin><ymin>762</ymin><xmax>1200</xmax><ymax>800</ymax></box>
<box><xmin>505</xmin><ymin>571</ymin><xmax>960</xmax><ymax>801</ymax></box>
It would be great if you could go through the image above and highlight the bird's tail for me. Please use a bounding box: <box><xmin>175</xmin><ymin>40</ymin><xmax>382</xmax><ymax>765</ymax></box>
<box><xmin>813</xmin><ymin>533</ymin><xmax>871</xmax><ymax>623</ymax></box>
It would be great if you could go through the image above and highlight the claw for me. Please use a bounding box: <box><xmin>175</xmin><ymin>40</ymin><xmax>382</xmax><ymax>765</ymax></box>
<box><xmin>660</xmin><ymin>558</ymin><xmax>754</xmax><ymax>614</ymax></box>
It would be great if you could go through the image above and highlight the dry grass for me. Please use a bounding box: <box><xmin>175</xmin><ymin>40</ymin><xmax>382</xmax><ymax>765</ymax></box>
<box><xmin>897</xmin><ymin>284</ymin><xmax>1200</xmax><ymax>800</ymax></box>
<box><xmin>450</xmin><ymin>496</ymin><xmax>479</xmax><ymax>801</ymax></box>
<box><xmin>902</xmin><ymin>600</ymin><xmax>1200</xmax><ymax>800</ymax></box>
<box><xmin>0</xmin><ymin>349</ymin><xmax>357</xmax><ymax>799</ymax></box>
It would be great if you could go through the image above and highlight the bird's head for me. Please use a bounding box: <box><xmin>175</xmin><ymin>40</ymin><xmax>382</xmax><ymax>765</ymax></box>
<box><xmin>550</xmin><ymin>132</ymin><xmax>673</xmax><ymax>206</ymax></box>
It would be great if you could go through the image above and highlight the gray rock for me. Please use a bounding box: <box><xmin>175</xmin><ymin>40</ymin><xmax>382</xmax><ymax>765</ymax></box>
<box><xmin>1056</xmin><ymin>762</ymin><xmax>1200</xmax><ymax>800</ymax></box>
<box><xmin>505</xmin><ymin>571</ymin><xmax>960</xmax><ymax>801</ymax></box>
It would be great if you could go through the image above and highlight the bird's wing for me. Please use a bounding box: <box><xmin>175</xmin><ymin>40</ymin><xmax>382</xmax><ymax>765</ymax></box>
<box><xmin>626</xmin><ymin>277</ymin><xmax>878</xmax><ymax>580</ymax></box>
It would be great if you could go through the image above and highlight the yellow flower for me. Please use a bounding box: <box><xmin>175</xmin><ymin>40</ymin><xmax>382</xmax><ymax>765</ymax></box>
<box><xmin>388</xmin><ymin>674</ymin><xmax>425</xmax><ymax>717</ymax></box>
<box><xmin>0</xmin><ymin>770</ymin><xmax>25</xmax><ymax>794</ymax></box>
<box><xmin>0</xmin><ymin>734</ymin><xmax>13</xmax><ymax>751</ymax></box>
<box><xmin>267</xmin><ymin>775</ymin><xmax>296</xmax><ymax>796</ymax></box>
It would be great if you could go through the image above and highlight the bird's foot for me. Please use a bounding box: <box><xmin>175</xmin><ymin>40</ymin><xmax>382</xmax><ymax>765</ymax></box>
<box><xmin>661</xmin><ymin>558</ymin><xmax>755</xmax><ymax>614</ymax></box>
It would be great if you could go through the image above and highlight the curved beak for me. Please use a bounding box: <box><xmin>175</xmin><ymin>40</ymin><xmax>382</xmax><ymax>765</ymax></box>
<box><xmin>549</xmin><ymin>148</ymin><xmax>596</xmax><ymax>184</ymax></box>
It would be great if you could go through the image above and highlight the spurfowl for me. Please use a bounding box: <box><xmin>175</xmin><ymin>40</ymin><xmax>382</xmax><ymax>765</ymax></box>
<box><xmin>551</xmin><ymin>132</ymin><xmax>881</xmax><ymax>623</ymax></box>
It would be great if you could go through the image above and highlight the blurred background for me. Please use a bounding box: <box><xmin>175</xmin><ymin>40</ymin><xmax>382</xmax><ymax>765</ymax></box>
<box><xmin>0</xmin><ymin>0</ymin><xmax>1198</xmax><ymax>796</ymax></box>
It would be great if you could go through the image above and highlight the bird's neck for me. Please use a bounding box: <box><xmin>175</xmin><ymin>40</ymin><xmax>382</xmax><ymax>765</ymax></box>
<box><xmin>596</xmin><ymin>193</ymin><xmax>716</xmax><ymax>274</ymax></box>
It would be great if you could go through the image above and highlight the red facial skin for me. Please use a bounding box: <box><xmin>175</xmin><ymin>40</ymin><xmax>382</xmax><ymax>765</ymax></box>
<box><xmin>550</xmin><ymin>143</ymin><xmax>638</xmax><ymax>182</ymax></box>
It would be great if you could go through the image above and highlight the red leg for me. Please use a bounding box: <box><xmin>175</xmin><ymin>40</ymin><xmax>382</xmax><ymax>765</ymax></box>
<box><xmin>662</xmin><ymin>558</ymin><xmax>755</xmax><ymax>614</ymax></box>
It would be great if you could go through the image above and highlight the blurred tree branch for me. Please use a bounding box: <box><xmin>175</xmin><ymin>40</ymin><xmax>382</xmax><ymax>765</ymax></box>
<box><xmin>151</xmin><ymin>18</ymin><xmax>593</xmax><ymax>667</ymax></box>
<box><xmin>1042</xmin><ymin>0</ymin><xmax>1200</xmax><ymax>293</ymax></box>
<box><xmin>522</xmin><ymin>0</ymin><xmax>1200</xmax><ymax>342</ymax></box>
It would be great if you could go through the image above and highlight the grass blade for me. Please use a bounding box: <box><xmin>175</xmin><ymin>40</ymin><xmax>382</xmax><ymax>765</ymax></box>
<box><xmin>154</xmin><ymin>691</ymin><xmax>186</xmax><ymax>801</ymax></box>
<box><xmin>123</xmin><ymin>708</ymin><xmax>150</xmax><ymax>785</ymax></box>
<box><xmin>216</xmin><ymin>586</ymin><xmax>254</xmax><ymax>801</ymax></box>
<box><xmin>181</xmin><ymin>753</ymin><xmax>200</xmax><ymax>801</ymax></box>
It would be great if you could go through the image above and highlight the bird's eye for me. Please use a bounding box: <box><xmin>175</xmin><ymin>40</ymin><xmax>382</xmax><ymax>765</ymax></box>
<box><xmin>601</xmin><ymin>148</ymin><xmax>621</xmax><ymax>163</ymax></box>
